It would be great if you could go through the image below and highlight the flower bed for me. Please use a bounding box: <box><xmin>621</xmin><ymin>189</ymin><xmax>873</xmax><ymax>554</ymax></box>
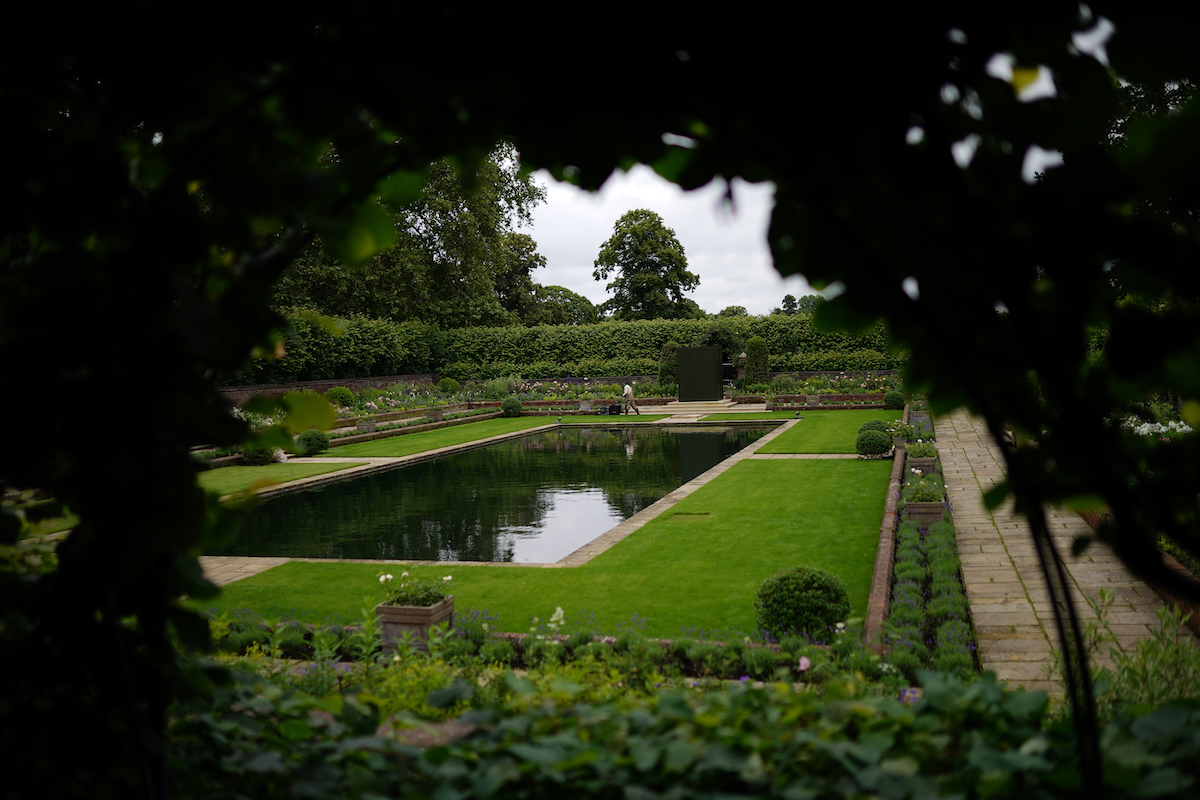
<box><xmin>883</xmin><ymin>517</ymin><xmax>979</xmax><ymax>683</ymax></box>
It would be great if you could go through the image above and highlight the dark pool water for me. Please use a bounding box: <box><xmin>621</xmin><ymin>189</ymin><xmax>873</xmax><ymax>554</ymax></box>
<box><xmin>212</xmin><ymin>424</ymin><xmax>773</xmax><ymax>563</ymax></box>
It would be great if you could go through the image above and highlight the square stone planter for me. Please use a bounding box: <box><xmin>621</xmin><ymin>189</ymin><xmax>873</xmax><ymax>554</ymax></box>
<box><xmin>906</xmin><ymin>457</ymin><xmax>938</xmax><ymax>474</ymax></box>
<box><xmin>427</xmin><ymin>408</ymin><xmax>444</xmax><ymax>423</ymax></box>
<box><xmin>903</xmin><ymin>501</ymin><xmax>947</xmax><ymax>527</ymax></box>
<box><xmin>376</xmin><ymin>595</ymin><xmax>454</xmax><ymax>655</ymax></box>
<box><xmin>356</xmin><ymin>420</ymin><xmax>377</xmax><ymax>433</ymax></box>
<box><xmin>579</xmin><ymin>400</ymin><xmax>593</xmax><ymax>412</ymax></box>
<box><xmin>805</xmin><ymin>395</ymin><xmax>820</xmax><ymax>407</ymax></box>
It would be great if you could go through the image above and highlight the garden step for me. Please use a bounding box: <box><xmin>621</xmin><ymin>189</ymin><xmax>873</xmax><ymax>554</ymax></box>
<box><xmin>660</xmin><ymin>400</ymin><xmax>737</xmax><ymax>412</ymax></box>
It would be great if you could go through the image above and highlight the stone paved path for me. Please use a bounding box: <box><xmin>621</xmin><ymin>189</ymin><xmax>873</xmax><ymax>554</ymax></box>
<box><xmin>937</xmin><ymin>408</ymin><xmax>1190</xmax><ymax>691</ymax></box>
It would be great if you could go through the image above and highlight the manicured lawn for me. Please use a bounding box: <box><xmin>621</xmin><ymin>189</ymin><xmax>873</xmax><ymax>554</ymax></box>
<box><xmin>330</xmin><ymin>417</ymin><xmax>554</xmax><ymax>458</ymax></box>
<box><xmin>196</xmin><ymin>459</ymin><xmax>892</xmax><ymax>639</ymax></box>
<box><xmin>197</xmin><ymin>462</ymin><xmax>369</xmax><ymax>496</ymax></box>
<box><xmin>753</xmin><ymin>409</ymin><xmax>903</xmax><ymax>454</ymax></box>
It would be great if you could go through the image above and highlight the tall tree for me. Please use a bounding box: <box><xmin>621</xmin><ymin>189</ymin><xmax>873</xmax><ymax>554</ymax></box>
<box><xmin>270</xmin><ymin>144</ymin><xmax>546</xmax><ymax>328</ymax></box>
<box><xmin>592</xmin><ymin>209</ymin><xmax>699</xmax><ymax>320</ymax></box>
<box><xmin>526</xmin><ymin>285</ymin><xmax>599</xmax><ymax>326</ymax></box>
<box><xmin>494</xmin><ymin>232</ymin><xmax>547</xmax><ymax>323</ymax></box>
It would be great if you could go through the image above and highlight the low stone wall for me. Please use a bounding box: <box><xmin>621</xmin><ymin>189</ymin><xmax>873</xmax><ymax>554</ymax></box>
<box><xmin>864</xmin><ymin>404</ymin><xmax>909</xmax><ymax>648</ymax></box>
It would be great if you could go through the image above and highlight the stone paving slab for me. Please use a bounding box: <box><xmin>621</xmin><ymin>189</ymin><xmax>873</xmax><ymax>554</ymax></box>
<box><xmin>937</xmin><ymin>408</ymin><xmax>1195</xmax><ymax>693</ymax></box>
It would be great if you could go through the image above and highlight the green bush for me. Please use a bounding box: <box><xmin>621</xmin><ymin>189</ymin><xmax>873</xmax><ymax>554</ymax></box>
<box><xmin>240</xmin><ymin>444</ymin><xmax>274</xmax><ymax>466</ymax></box>
<box><xmin>744</xmin><ymin>335</ymin><xmax>769</xmax><ymax>385</ymax></box>
<box><xmin>884</xmin><ymin>390</ymin><xmax>905</xmax><ymax>409</ymax></box>
<box><xmin>857</xmin><ymin>419</ymin><xmax>891</xmax><ymax>434</ymax></box>
<box><xmin>295</xmin><ymin>428</ymin><xmax>330</xmax><ymax>455</ymax></box>
<box><xmin>755</xmin><ymin>565</ymin><xmax>851</xmax><ymax>642</ymax></box>
<box><xmin>856</xmin><ymin>429</ymin><xmax>893</xmax><ymax>456</ymax></box>
<box><xmin>500</xmin><ymin>396</ymin><xmax>522</xmax><ymax>417</ymax></box>
<box><xmin>324</xmin><ymin>386</ymin><xmax>354</xmax><ymax>408</ymax></box>
<box><xmin>436</xmin><ymin>377</ymin><xmax>461</xmax><ymax>394</ymax></box>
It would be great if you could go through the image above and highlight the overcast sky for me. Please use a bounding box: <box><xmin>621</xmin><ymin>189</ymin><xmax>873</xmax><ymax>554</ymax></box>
<box><xmin>516</xmin><ymin>165</ymin><xmax>817</xmax><ymax>316</ymax></box>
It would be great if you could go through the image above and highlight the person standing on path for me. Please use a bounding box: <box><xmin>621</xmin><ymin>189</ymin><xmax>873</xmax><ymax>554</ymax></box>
<box><xmin>623</xmin><ymin>381</ymin><xmax>640</xmax><ymax>415</ymax></box>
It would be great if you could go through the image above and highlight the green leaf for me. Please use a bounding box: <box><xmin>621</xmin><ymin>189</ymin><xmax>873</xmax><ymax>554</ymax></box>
<box><xmin>279</xmin><ymin>718</ymin><xmax>314</xmax><ymax>740</ymax></box>
<box><xmin>983</xmin><ymin>481</ymin><xmax>1011</xmax><ymax>510</ymax></box>
<box><xmin>427</xmin><ymin>678</ymin><xmax>473</xmax><ymax>709</ymax></box>
<box><xmin>1131</xmin><ymin>768</ymin><xmax>1193</xmax><ymax>798</ymax></box>
<box><xmin>378</xmin><ymin>170</ymin><xmax>427</xmax><ymax>207</ymax></box>
<box><xmin>281</xmin><ymin>391</ymin><xmax>336</xmax><ymax>433</ymax></box>
<box><xmin>325</xmin><ymin>199</ymin><xmax>397</xmax><ymax>265</ymax></box>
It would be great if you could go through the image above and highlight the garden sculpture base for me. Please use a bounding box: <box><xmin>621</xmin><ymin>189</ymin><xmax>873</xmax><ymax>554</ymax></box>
<box><xmin>376</xmin><ymin>596</ymin><xmax>454</xmax><ymax>655</ymax></box>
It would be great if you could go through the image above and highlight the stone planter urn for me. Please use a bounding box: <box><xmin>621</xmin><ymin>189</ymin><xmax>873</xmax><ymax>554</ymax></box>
<box><xmin>903</xmin><ymin>502</ymin><xmax>946</xmax><ymax>527</ymax></box>
<box><xmin>376</xmin><ymin>595</ymin><xmax>454</xmax><ymax>655</ymax></box>
<box><xmin>906</xmin><ymin>457</ymin><xmax>938</xmax><ymax>474</ymax></box>
<box><xmin>356</xmin><ymin>420</ymin><xmax>377</xmax><ymax>433</ymax></box>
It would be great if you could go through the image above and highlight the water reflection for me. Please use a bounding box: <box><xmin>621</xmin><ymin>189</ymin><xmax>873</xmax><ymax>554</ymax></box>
<box><xmin>213</xmin><ymin>425</ymin><xmax>772</xmax><ymax>562</ymax></box>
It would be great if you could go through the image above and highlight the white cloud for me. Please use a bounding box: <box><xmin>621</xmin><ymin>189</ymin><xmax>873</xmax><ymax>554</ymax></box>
<box><xmin>518</xmin><ymin>165</ymin><xmax>814</xmax><ymax>316</ymax></box>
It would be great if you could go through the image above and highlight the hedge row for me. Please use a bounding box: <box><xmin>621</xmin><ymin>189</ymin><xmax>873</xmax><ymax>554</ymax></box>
<box><xmin>229</xmin><ymin>311</ymin><xmax>904</xmax><ymax>386</ymax></box>
<box><xmin>230</xmin><ymin>313</ymin><xmax>441</xmax><ymax>385</ymax></box>
<box><xmin>440</xmin><ymin>357</ymin><xmax>661</xmax><ymax>382</ymax></box>
<box><xmin>440</xmin><ymin>316</ymin><xmax>894</xmax><ymax>365</ymax></box>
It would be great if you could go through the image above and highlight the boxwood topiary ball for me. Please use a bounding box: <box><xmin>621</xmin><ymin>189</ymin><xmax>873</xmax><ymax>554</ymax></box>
<box><xmin>858</xmin><ymin>419</ymin><xmax>891</xmax><ymax>434</ymax></box>
<box><xmin>755</xmin><ymin>566</ymin><xmax>851</xmax><ymax>642</ymax></box>
<box><xmin>884</xmin><ymin>390</ymin><xmax>906</xmax><ymax>410</ymax></box>
<box><xmin>437</xmin><ymin>377</ymin><xmax>461</xmax><ymax>394</ymax></box>
<box><xmin>296</xmin><ymin>428</ymin><xmax>330</xmax><ymax>455</ymax></box>
<box><xmin>856</xmin><ymin>429</ymin><xmax>893</xmax><ymax>456</ymax></box>
<box><xmin>240</xmin><ymin>444</ymin><xmax>274</xmax><ymax>466</ymax></box>
<box><xmin>500</xmin><ymin>396</ymin><xmax>522</xmax><ymax>417</ymax></box>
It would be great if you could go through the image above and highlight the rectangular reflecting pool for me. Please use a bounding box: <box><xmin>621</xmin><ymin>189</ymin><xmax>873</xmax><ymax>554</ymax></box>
<box><xmin>211</xmin><ymin>424</ymin><xmax>774</xmax><ymax>563</ymax></box>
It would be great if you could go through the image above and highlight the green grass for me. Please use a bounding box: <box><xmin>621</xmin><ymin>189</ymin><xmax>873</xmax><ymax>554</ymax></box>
<box><xmin>195</xmin><ymin>459</ymin><xmax>892</xmax><ymax>639</ymax></box>
<box><xmin>329</xmin><ymin>417</ymin><xmax>553</xmax><ymax>457</ymax></box>
<box><xmin>197</xmin><ymin>462</ymin><xmax>368</xmax><ymax>496</ymax></box>
<box><xmin>753</xmin><ymin>409</ymin><xmax>903</xmax><ymax>454</ymax></box>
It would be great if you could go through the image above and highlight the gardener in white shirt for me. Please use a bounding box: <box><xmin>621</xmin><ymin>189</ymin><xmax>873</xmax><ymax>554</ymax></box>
<box><xmin>623</xmin><ymin>381</ymin><xmax>639</xmax><ymax>415</ymax></box>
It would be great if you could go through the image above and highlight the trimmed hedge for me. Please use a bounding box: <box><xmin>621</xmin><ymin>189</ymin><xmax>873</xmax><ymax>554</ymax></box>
<box><xmin>229</xmin><ymin>311</ymin><xmax>906</xmax><ymax>386</ymax></box>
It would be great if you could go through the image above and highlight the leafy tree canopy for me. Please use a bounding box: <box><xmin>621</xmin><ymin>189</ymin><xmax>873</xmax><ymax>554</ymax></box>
<box><xmin>270</xmin><ymin>145</ymin><xmax>546</xmax><ymax>328</ymax></box>
<box><xmin>772</xmin><ymin>294</ymin><xmax>824</xmax><ymax>315</ymax></box>
<box><xmin>527</xmin><ymin>285</ymin><xmax>600</xmax><ymax>326</ymax></box>
<box><xmin>593</xmin><ymin>209</ymin><xmax>700</xmax><ymax>320</ymax></box>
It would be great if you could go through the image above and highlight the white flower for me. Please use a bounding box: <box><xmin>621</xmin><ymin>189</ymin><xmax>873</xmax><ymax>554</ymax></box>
<box><xmin>836</xmin><ymin>622</ymin><xmax>846</xmax><ymax>631</ymax></box>
<box><xmin>442</xmin><ymin>575</ymin><xmax>453</xmax><ymax>582</ymax></box>
<box><xmin>401</xmin><ymin>571</ymin><xmax>409</xmax><ymax>578</ymax></box>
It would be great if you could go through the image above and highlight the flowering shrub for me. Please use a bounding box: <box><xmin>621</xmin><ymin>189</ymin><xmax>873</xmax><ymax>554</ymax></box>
<box><xmin>902</xmin><ymin>468</ymin><xmax>944</xmax><ymax>503</ymax></box>
<box><xmin>378</xmin><ymin>570</ymin><xmax>451</xmax><ymax>607</ymax></box>
<box><xmin>906</xmin><ymin>439</ymin><xmax>938</xmax><ymax>458</ymax></box>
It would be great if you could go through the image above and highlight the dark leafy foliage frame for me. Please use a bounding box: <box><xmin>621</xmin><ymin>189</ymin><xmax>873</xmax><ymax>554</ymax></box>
<box><xmin>4</xmin><ymin>5</ymin><xmax>1200</xmax><ymax>797</ymax></box>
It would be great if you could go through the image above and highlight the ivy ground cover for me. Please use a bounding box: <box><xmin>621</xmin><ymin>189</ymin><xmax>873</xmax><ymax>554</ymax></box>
<box><xmin>197</xmin><ymin>459</ymin><xmax>892</xmax><ymax>638</ymax></box>
<box><xmin>747</xmin><ymin>409</ymin><xmax>904</xmax><ymax>454</ymax></box>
